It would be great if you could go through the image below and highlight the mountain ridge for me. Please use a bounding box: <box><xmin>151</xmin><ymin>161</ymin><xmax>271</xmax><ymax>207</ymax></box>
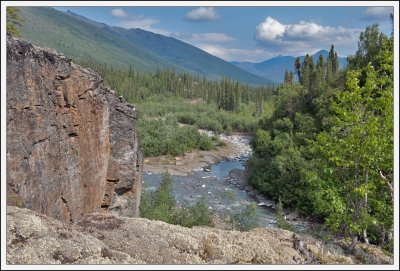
<box><xmin>18</xmin><ymin>7</ymin><xmax>274</xmax><ymax>85</ymax></box>
<box><xmin>232</xmin><ymin>50</ymin><xmax>347</xmax><ymax>83</ymax></box>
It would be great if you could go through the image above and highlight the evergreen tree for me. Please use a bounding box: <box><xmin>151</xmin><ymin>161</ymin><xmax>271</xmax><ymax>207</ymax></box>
<box><xmin>326</xmin><ymin>44</ymin><xmax>339</xmax><ymax>83</ymax></box>
<box><xmin>347</xmin><ymin>24</ymin><xmax>381</xmax><ymax>71</ymax></box>
<box><xmin>301</xmin><ymin>54</ymin><xmax>314</xmax><ymax>90</ymax></box>
<box><xmin>289</xmin><ymin>71</ymin><xmax>294</xmax><ymax>85</ymax></box>
<box><xmin>294</xmin><ymin>57</ymin><xmax>301</xmax><ymax>82</ymax></box>
<box><xmin>234</xmin><ymin>80</ymin><xmax>240</xmax><ymax>112</ymax></box>
<box><xmin>6</xmin><ymin>7</ymin><xmax>23</xmax><ymax>37</ymax></box>
<box><xmin>309</xmin><ymin>33</ymin><xmax>393</xmax><ymax>251</ymax></box>
<box><xmin>284</xmin><ymin>70</ymin><xmax>290</xmax><ymax>84</ymax></box>
<box><xmin>314</xmin><ymin>54</ymin><xmax>326</xmax><ymax>89</ymax></box>
<box><xmin>284</xmin><ymin>69</ymin><xmax>293</xmax><ymax>85</ymax></box>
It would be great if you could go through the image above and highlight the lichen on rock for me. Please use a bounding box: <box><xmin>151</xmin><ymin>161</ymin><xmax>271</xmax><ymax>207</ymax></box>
<box><xmin>7</xmin><ymin>206</ymin><xmax>359</xmax><ymax>264</ymax></box>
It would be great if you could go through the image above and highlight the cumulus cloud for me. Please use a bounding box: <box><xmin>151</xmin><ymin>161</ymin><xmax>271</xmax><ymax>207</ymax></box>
<box><xmin>195</xmin><ymin>44</ymin><xmax>274</xmax><ymax>62</ymax></box>
<box><xmin>111</xmin><ymin>8</ymin><xmax>128</xmax><ymax>18</ymax></box>
<box><xmin>363</xmin><ymin>7</ymin><xmax>393</xmax><ymax>21</ymax></box>
<box><xmin>254</xmin><ymin>17</ymin><xmax>361</xmax><ymax>55</ymax></box>
<box><xmin>185</xmin><ymin>7</ymin><xmax>221</xmax><ymax>21</ymax></box>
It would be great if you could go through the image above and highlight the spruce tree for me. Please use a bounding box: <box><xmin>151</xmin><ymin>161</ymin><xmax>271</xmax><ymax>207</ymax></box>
<box><xmin>294</xmin><ymin>57</ymin><xmax>301</xmax><ymax>83</ymax></box>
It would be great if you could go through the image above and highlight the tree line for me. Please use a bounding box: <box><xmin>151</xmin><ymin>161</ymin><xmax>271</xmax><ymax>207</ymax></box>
<box><xmin>76</xmin><ymin>60</ymin><xmax>275</xmax><ymax>113</ymax></box>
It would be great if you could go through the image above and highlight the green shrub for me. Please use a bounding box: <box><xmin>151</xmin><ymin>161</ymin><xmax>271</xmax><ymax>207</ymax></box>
<box><xmin>221</xmin><ymin>190</ymin><xmax>236</xmax><ymax>201</ymax></box>
<box><xmin>197</xmin><ymin>134</ymin><xmax>214</xmax><ymax>150</ymax></box>
<box><xmin>137</xmin><ymin>118</ymin><xmax>215</xmax><ymax>156</ymax></box>
<box><xmin>140</xmin><ymin>172</ymin><xmax>214</xmax><ymax>228</ymax></box>
<box><xmin>276</xmin><ymin>198</ymin><xmax>294</xmax><ymax>231</ymax></box>
<box><xmin>172</xmin><ymin>197</ymin><xmax>214</xmax><ymax>228</ymax></box>
<box><xmin>228</xmin><ymin>203</ymin><xmax>259</xmax><ymax>231</ymax></box>
<box><xmin>140</xmin><ymin>171</ymin><xmax>176</xmax><ymax>223</ymax></box>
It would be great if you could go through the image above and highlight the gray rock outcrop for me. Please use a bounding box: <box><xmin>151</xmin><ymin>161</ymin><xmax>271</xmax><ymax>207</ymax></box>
<box><xmin>7</xmin><ymin>206</ymin><xmax>361</xmax><ymax>264</ymax></box>
<box><xmin>6</xmin><ymin>36</ymin><xmax>142</xmax><ymax>222</ymax></box>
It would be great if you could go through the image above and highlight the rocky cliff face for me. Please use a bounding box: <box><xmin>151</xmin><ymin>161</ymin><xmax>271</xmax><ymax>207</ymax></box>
<box><xmin>6</xmin><ymin>36</ymin><xmax>143</xmax><ymax>222</ymax></box>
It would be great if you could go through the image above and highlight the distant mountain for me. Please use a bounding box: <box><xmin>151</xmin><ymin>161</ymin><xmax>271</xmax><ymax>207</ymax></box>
<box><xmin>232</xmin><ymin>50</ymin><xmax>347</xmax><ymax>83</ymax></box>
<box><xmin>18</xmin><ymin>7</ymin><xmax>274</xmax><ymax>85</ymax></box>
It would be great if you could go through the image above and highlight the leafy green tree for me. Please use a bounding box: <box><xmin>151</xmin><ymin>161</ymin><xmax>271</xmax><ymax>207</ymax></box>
<box><xmin>250</xmin><ymin>24</ymin><xmax>392</xmax><ymax>252</ymax></box>
<box><xmin>308</xmin><ymin>52</ymin><xmax>393</xmax><ymax>251</ymax></box>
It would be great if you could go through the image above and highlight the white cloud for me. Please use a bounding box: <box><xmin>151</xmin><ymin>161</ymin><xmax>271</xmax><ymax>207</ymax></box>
<box><xmin>111</xmin><ymin>10</ymin><xmax>232</xmax><ymax>42</ymax></box>
<box><xmin>254</xmin><ymin>17</ymin><xmax>285</xmax><ymax>42</ymax></box>
<box><xmin>119</xmin><ymin>17</ymin><xmax>171</xmax><ymax>36</ymax></box>
<box><xmin>185</xmin><ymin>7</ymin><xmax>221</xmax><ymax>21</ymax></box>
<box><xmin>195</xmin><ymin>44</ymin><xmax>274</xmax><ymax>62</ymax></box>
<box><xmin>119</xmin><ymin>17</ymin><xmax>160</xmax><ymax>29</ymax></box>
<box><xmin>175</xmin><ymin>32</ymin><xmax>235</xmax><ymax>43</ymax></box>
<box><xmin>254</xmin><ymin>17</ymin><xmax>361</xmax><ymax>55</ymax></box>
<box><xmin>363</xmin><ymin>7</ymin><xmax>393</xmax><ymax>21</ymax></box>
<box><xmin>111</xmin><ymin>8</ymin><xmax>127</xmax><ymax>18</ymax></box>
<box><xmin>110</xmin><ymin>9</ymin><xmax>171</xmax><ymax>36</ymax></box>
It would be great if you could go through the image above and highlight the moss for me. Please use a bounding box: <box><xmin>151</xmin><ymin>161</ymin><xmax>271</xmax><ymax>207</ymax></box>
<box><xmin>8</xmin><ymin>194</ymin><xmax>25</xmax><ymax>208</ymax></box>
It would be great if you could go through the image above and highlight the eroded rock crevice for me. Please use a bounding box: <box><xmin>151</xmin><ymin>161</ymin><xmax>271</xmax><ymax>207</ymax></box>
<box><xmin>60</xmin><ymin>195</ymin><xmax>73</xmax><ymax>224</ymax></box>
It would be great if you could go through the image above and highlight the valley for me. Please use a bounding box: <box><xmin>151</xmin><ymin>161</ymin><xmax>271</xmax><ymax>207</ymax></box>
<box><xmin>4</xmin><ymin>4</ymin><xmax>395</xmax><ymax>267</ymax></box>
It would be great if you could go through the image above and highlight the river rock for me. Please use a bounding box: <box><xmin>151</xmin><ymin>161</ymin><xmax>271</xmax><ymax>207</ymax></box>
<box><xmin>286</xmin><ymin>211</ymin><xmax>300</xmax><ymax>221</ymax></box>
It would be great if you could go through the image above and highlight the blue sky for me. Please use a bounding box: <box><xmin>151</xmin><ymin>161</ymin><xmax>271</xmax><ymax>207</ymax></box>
<box><xmin>54</xmin><ymin>5</ymin><xmax>393</xmax><ymax>62</ymax></box>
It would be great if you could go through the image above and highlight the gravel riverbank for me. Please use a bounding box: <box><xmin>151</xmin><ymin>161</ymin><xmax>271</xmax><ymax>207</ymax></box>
<box><xmin>143</xmin><ymin>132</ymin><xmax>252</xmax><ymax>176</ymax></box>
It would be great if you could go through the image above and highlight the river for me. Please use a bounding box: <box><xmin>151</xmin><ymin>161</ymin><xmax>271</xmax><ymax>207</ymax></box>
<box><xmin>142</xmin><ymin>134</ymin><xmax>278</xmax><ymax>229</ymax></box>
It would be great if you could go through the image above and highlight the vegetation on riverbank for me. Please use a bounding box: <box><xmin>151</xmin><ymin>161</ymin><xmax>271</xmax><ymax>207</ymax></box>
<box><xmin>72</xmin><ymin>60</ymin><xmax>275</xmax><ymax>156</ymax></box>
<box><xmin>140</xmin><ymin>171</ymin><xmax>214</xmax><ymax>228</ymax></box>
<box><xmin>248</xmin><ymin>24</ymin><xmax>393</xmax><ymax>252</ymax></box>
<box><xmin>140</xmin><ymin>171</ymin><xmax>260</xmax><ymax>231</ymax></box>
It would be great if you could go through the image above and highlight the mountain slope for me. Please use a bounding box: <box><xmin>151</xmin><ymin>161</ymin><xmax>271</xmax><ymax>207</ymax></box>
<box><xmin>18</xmin><ymin>7</ymin><xmax>184</xmax><ymax>73</ymax></box>
<box><xmin>232</xmin><ymin>50</ymin><xmax>347</xmax><ymax>82</ymax></box>
<box><xmin>18</xmin><ymin>7</ymin><xmax>273</xmax><ymax>85</ymax></box>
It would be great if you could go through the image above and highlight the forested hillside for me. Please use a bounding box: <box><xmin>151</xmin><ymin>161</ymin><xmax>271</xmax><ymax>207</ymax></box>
<box><xmin>78</xmin><ymin>60</ymin><xmax>275</xmax><ymax>156</ymax></box>
<box><xmin>248</xmin><ymin>24</ymin><xmax>394</xmax><ymax>252</ymax></box>
<box><xmin>18</xmin><ymin>7</ymin><xmax>274</xmax><ymax>85</ymax></box>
